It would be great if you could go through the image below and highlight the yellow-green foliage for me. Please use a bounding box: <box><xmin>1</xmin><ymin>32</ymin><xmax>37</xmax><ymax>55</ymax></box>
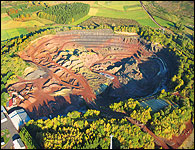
<box><xmin>25</xmin><ymin>110</ymin><xmax>155</xmax><ymax>149</ymax></box>
<box><xmin>50</xmin><ymin>88</ymin><xmax>72</xmax><ymax>97</ymax></box>
<box><xmin>151</xmin><ymin>106</ymin><xmax>192</xmax><ymax>139</ymax></box>
<box><xmin>110</xmin><ymin>98</ymin><xmax>152</xmax><ymax>124</ymax></box>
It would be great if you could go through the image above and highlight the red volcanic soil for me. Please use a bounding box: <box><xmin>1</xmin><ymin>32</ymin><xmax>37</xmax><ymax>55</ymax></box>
<box><xmin>8</xmin><ymin>29</ymin><xmax>154</xmax><ymax>119</ymax></box>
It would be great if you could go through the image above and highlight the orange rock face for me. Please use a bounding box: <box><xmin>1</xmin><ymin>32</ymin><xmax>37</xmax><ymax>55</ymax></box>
<box><xmin>8</xmin><ymin>29</ymin><xmax>155</xmax><ymax>119</ymax></box>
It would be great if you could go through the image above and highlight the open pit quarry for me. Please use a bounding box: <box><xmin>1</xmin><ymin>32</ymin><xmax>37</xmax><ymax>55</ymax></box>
<box><xmin>7</xmin><ymin>29</ymin><xmax>169</xmax><ymax>119</ymax></box>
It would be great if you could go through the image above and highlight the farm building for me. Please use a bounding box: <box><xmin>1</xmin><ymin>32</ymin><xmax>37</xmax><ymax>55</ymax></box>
<box><xmin>8</xmin><ymin>108</ymin><xmax>31</xmax><ymax>130</ymax></box>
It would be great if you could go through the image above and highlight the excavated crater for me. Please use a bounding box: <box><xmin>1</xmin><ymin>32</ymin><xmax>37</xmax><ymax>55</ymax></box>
<box><xmin>8</xmin><ymin>29</ymin><xmax>173</xmax><ymax>119</ymax></box>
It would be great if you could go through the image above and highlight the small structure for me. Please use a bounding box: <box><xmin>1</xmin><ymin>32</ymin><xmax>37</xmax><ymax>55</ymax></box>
<box><xmin>99</xmin><ymin>72</ymin><xmax>114</xmax><ymax>80</ymax></box>
<box><xmin>1</xmin><ymin>106</ymin><xmax>7</xmax><ymax>123</ymax></box>
<box><xmin>6</xmin><ymin>98</ymin><xmax>17</xmax><ymax>110</ymax></box>
<box><xmin>13</xmin><ymin>138</ymin><xmax>25</xmax><ymax>149</ymax></box>
<box><xmin>110</xmin><ymin>135</ymin><xmax>114</xmax><ymax>149</ymax></box>
<box><xmin>8</xmin><ymin>108</ymin><xmax>31</xmax><ymax>130</ymax></box>
<box><xmin>140</xmin><ymin>99</ymin><xmax>170</xmax><ymax>112</ymax></box>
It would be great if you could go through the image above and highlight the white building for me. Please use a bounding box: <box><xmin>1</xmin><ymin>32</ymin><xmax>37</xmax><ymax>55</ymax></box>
<box><xmin>8</xmin><ymin>108</ymin><xmax>31</xmax><ymax>130</ymax></box>
<box><xmin>13</xmin><ymin>138</ymin><xmax>25</xmax><ymax>149</ymax></box>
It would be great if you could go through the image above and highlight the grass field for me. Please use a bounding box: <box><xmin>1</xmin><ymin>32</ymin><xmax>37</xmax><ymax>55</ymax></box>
<box><xmin>88</xmin><ymin>1</ymin><xmax>159</xmax><ymax>28</ymax></box>
<box><xmin>2</xmin><ymin>19</ymin><xmax>45</xmax><ymax>30</ymax></box>
<box><xmin>1</xmin><ymin>12</ymin><xmax>55</xmax><ymax>41</ymax></box>
<box><xmin>1</xmin><ymin>1</ymin><xmax>167</xmax><ymax>41</ymax></box>
<box><xmin>70</xmin><ymin>15</ymin><xmax>92</xmax><ymax>25</ymax></box>
<box><xmin>94</xmin><ymin>8</ymin><xmax>159</xmax><ymax>28</ymax></box>
<box><xmin>1</xmin><ymin>28</ymin><xmax>28</xmax><ymax>41</ymax></box>
<box><xmin>153</xmin><ymin>16</ymin><xmax>174</xmax><ymax>28</ymax></box>
<box><xmin>1</xmin><ymin>16</ymin><xmax>12</xmax><ymax>22</ymax></box>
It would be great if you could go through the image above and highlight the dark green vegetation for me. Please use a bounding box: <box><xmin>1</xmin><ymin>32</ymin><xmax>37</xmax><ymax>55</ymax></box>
<box><xmin>38</xmin><ymin>3</ymin><xmax>90</xmax><ymax>24</ymax></box>
<box><xmin>19</xmin><ymin>127</ymin><xmax>40</xmax><ymax>149</ymax></box>
<box><xmin>1</xmin><ymin>71</ymin><xmax>14</xmax><ymax>105</ymax></box>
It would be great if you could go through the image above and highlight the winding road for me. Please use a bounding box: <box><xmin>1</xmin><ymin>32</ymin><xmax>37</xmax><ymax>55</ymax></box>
<box><xmin>140</xmin><ymin>1</ymin><xmax>174</xmax><ymax>34</ymax></box>
<box><xmin>140</xmin><ymin>1</ymin><xmax>165</xmax><ymax>30</ymax></box>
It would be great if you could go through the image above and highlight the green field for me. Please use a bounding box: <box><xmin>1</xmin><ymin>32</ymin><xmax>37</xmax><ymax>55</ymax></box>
<box><xmin>1</xmin><ymin>16</ymin><xmax>12</xmax><ymax>22</ymax></box>
<box><xmin>88</xmin><ymin>1</ymin><xmax>159</xmax><ymax>28</ymax></box>
<box><xmin>94</xmin><ymin>8</ymin><xmax>159</xmax><ymax>28</ymax></box>
<box><xmin>153</xmin><ymin>16</ymin><xmax>174</xmax><ymax>28</ymax></box>
<box><xmin>1</xmin><ymin>1</ymin><xmax>168</xmax><ymax>41</ymax></box>
<box><xmin>1</xmin><ymin>12</ymin><xmax>55</xmax><ymax>41</ymax></box>
<box><xmin>69</xmin><ymin>15</ymin><xmax>92</xmax><ymax>25</ymax></box>
<box><xmin>1</xmin><ymin>28</ymin><xmax>28</xmax><ymax>41</ymax></box>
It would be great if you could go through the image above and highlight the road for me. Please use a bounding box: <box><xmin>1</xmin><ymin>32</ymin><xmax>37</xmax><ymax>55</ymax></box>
<box><xmin>140</xmin><ymin>1</ymin><xmax>165</xmax><ymax>29</ymax></box>
<box><xmin>1</xmin><ymin>112</ymin><xmax>18</xmax><ymax>149</ymax></box>
<box><xmin>140</xmin><ymin>1</ymin><xmax>174</xmax><ymax>34</ymax></box>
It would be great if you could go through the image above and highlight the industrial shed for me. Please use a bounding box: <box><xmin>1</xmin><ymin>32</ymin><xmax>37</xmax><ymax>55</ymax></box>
<box><xmin>8</xmin><ymin>108</ymin><xmax>31</xmax><ymax>130</ymax></box>
<box><xmin>13</xmin><ymin>138</ymin><xmax>25</xmax><ymax>149</ymax></box>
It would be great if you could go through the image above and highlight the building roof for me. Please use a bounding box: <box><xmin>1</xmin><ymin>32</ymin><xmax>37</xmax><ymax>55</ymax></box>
<box><xmin>140</xmin><ymin>99</ymin><xmax>169</xmax><ymax>112</ymax></box>
<box><xmin>1</xmin><ymin>105</ymin><xmax>6</xmax><ymax>113</ymax></box>
<box><xmin>8</xmin><ymin>108</ymin><xmax>31</xmax><ymax>130</ymax></box>
<box><xmin>13</xmin><ymin>138</ymin><xmax>25</xmax><ymax>149</ymax></box>
<box><xmin>9</xmin><ymin>99</ymin><xmax>13</xmax><ymax>107</ymax></box>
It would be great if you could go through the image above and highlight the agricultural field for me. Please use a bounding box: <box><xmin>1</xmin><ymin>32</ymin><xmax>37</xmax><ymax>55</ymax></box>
<box><xmin>1</xmin><ymin>1</ymin><xmax>55</xmax><ymax>41</ymax></box>
<box><xmin>69</xmin><ymin>15</ymin><xmax>92</xmax><ymax>25</ymax></box>
<box><xmin>42</xmin><ymin>1</ymin><xmax>162</xmax><ymax>28</ymax></box>
<box><xmin>142</xmin><ymin>1</ymin><xmax>194</xmax><ymax>35</ymax></box>
<box><xmin>1</xmin><ymin>1</ymin><xmax>174</xmax><ymax>41</ymax></box>
<box><xmin>88</xmin><ymin>1</ymin><xmax>159</xmax><ymax>28</ymax></box>
<box><xmin>1</xmin><ymin>12</ymin><xmax>54</xmax><ymax>41</ymax></box>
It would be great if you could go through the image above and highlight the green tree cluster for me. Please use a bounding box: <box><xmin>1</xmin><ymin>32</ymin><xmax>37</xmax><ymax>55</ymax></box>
<box><xmin>1</xmin><ymin>71</ymin><xmax>14</xmax><ymax>105</ymax></box>
<box><xmin>110</xmin><ymin>98</ymin><xmax>152</xmax><ymax>124</ymax></box>
<box><xmin>150</xmin><ymin>105</ymin><xmax>192</xmax><ymax>139</ymax></box>
<box><xmin>25</xmin><ymin>109</ymin><xmax>155</xmax><ymax>149</ymax></box>
<box><xmin>38</xmin><ymin>3</ymin><xmax>90</xmax><ymax>24</ymax></box>
<box><xmin>19</xmin><ymin>127</ymin><xmax>40</xmax><ymax>149</ymax></box>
